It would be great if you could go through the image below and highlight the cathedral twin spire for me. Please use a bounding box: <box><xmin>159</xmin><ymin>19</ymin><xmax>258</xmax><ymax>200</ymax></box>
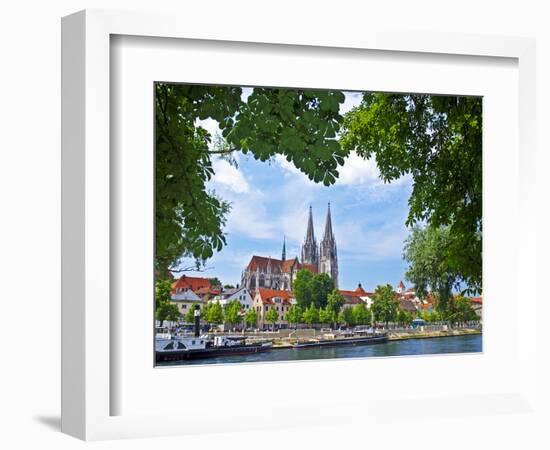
<box><xmin>301</xmin><ymin>206</ymin><xmax>318</xmax><ymax>266</ymax></box>
<box><xmin>300</xmin><ymin>204</ymin><xmax>339</xmax><ymax>287</ymax></box>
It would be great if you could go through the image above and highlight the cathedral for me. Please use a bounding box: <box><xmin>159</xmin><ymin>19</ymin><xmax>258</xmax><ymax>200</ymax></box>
<box><xmin>241</xmin><ymin>204</ymin><xmax>339</xmax><ymax>292</ymax></box>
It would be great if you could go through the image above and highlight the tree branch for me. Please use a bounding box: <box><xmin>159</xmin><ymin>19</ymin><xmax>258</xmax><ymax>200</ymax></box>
<box><xmin>168</xmin><ymin>265</ymin><xmax>215</xmax><ymax>274</ymax></box>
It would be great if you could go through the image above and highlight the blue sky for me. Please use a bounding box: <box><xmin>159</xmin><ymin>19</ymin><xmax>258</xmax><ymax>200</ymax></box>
<box><xmin>181</xmin><ymin>90</ymin><xmax>414</xmax><ymax>292</ymax></box>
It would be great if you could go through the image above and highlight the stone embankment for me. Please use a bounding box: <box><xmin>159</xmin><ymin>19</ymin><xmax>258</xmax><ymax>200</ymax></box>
<box><xmin>388</xmin><ymin>328</ymin><xmax>481</xmax><ymax>341</ymax></box>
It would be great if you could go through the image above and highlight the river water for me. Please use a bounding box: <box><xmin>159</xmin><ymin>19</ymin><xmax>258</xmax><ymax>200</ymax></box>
<box><xmin>158</xmin><ymin>333</ymin><xmax>482</xmax><ymax>366</ymax></box>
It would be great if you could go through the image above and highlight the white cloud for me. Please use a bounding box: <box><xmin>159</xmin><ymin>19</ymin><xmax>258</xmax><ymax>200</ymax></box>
<box><xmin>225</xmin><ymin>199</ymin><xmax>278</xmax><ymax>240</ymax></box>
<box><xmin>336</xmin><ymin>151</ymin><xmax>380</xmax><ymax>186</ymax></box>
<box><xmin>337</xmin><ymin>217</ymin><xmax>409</xmax><ymax>262</ymax></box>
<box><xmin>340</xmin><ymin>91</ymin><xmax>363</xmax><ymax>115</ymax></box>
<box><xmin>210</xmin><ymin>159</ymin><xmax>250</xmax><ymax>194</ymax></box>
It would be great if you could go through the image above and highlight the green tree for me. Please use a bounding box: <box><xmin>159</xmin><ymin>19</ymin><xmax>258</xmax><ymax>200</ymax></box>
<box><xmin>302</xmin><ymin>304</ymin><xmax>320</xmax><ymax>326</ymax></box>
<box><xmin>203</xmin><ymin>301</ymin><xmax>223</xmax><ymax>325</ymax></box>
<box><xmin>352</xmin><ymin>303</ymin><xmax>371</xmax><ymax>326</ymax></box>
<box><xmin>244</xmin><ymin>308</ymin><xmax>258</xmax><ymax>328</ymax></box>
<box><xmin>223</xmin><ymin>300</ymin><xmax>242</xmax><ymax>327</ymax></box>
<box><xmin>184</xmin><ymin>304</ymin><xmax>197</xmax><ymax>324</ymax></box>
<box><xmin>319</xmin><ymin>306</ymin><xmax>336</xmax><ymax>326</ymax></box>
<box><xmin>310</xmin><ymin>273</ymin><xmax>336</xmax><ymax>309</ymax></box>
<box><xmin>371</xmin><ymin>284</ymin><xmax>399</xmax><ymax>328</ymax></box>
<box><xmin>397</xmin><ymin>309</ymin><xmax>413</xmax><ymax>327</ymax></box>
<box><xmin>294</xmin><ymin>270</ymin><xmax>336</xmax><ymax>309</ymax></box>
<box><xmin>155</xmin><ymin>84</ymin><xmax>348</xmax><ymax>274</ymax></box>
<box><xmin>293</xmin><ymin>269</ymin><xmax>314</xmax><ymax>308</ymax></box>
<box><xmin>339</xmin><ymin>307</ymin><xmax>355</xmax><ymax>327</ymax></box>
<box><xmin>419</xmin><ymin>309</ymin><xmax>441</xmax><ymax>323</ymax></box>
<box><xmin>155</xmin><ymin>279</ymin><xmax>180</xmax><ymax>327</ymax></box>
<box><xmin>403</xmin><ymin>226</ymin><xmax>465</xmax><ymax>320</ymax></box>
<box><xmin>450</xmin><ymin>296</ymin><xmax>478</xmax><ymax>325</ymax></box>
<box><xmin>209</xmin><ymin>277</ymin><xmax>222</xmax><ymax>287</ymax></box>
<box><xmin>326</xmin><ymin>289</ymin><xmax>345</xmax><ymax>316</ymax></box>
<box><xmin>285</xmin><ymin>305</ymin><xmax>303</xmax><ymax>327</ymax></box>
<box><xmin>265</xmin><ymin>308</ymin><xmax>279</xmax><ymax>331</ymax></box>
<box><xmin>341</xmin><ymin>93</ymin><xmax>482</xmax><ymax>291</ymax></box>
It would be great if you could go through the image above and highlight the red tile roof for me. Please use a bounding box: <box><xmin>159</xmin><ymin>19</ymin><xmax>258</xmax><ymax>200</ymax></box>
<box><xmin>256</xmin><ymin>288</ymin><xmax>292</xmax><ymax>305</ymax></box>
<box><xmin>246</xmin><ymin>255</ymin><xmax>317</xmax><ymax>274</ymax></box>
<box><xmin>301</xmin><ymin>263</ymin><xmax>319</xmax><ymax>274</ymax></box>
<box><xmin>339</xmin><ymin>285</ymin><xmax>372</xmax><ymax>305</ymax></box>
<box><xmin>195</xmin><ymin>286</ymin><xmax>221</xmax><ymax>296</ymax></box>
<box><xmin>470</xmin><ymin>296</ymin><xmax>483</xmax><ymax>304</ymax></box>
<box><xmin>171</xmin><ymin>275</ymin><xmax>211</xmax><ymax>294</ymax></box>
<box><xmin>281</xmin><ymin>258</ymin><xmax>299</xmax><ymax>272</ymax></box>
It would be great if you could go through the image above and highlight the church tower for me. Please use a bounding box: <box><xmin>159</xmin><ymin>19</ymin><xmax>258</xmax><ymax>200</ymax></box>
<box><xmin>301</xmin><ymin>206</ymin><xmax>318</xmax><ymax>266</ymax></box>
<box><xmin>319</xmin><ymin>203</ymin><xmax>339</xmax><ymax>287</ymax></box>
<box><xmin>281</xmin><ymin>236</ymin><xmax>286</xmax><ymax>261</ymax></box>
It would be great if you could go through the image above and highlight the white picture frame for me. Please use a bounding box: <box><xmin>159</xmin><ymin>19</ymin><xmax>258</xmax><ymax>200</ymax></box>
<box><xmin>61</xmin><ymin>9</ymin><xmax>537</xmax><ymax>441</ymax></box>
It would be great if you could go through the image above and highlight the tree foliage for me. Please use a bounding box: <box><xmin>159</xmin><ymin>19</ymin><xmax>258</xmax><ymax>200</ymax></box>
<box><xmin>244</xmin><ymin>308</ymin><xmax>258</xmax><ymax>328</ymax></box>
<box><xmin>209</xmin><ymin>277</ymin><xmax>222</xmax><ymax>287</ymax></box>
<box><xmin>341</xmin><ymin>93</ymin><xmax>482</xmax><ymax>290</ymax></box>
<box><xmin>302</xmin><ymin>304</ymin><xmax>320</xmax><ymax>325</ymax></box>
<box><xmin>338</xmin><ymin>307</ymin><xmax>355</xmax><ymax>327</ymax></box>
<box><xmin>293</xmin><ymin>269</ymin><xmax>314</xmax><ymax>308</ymax></box>
<box><xmin>285</xmin><ymin>305</ymin><xmax>303</xmax><ymax>327</ymax></box>
<box><xmin>403</xmin><ymin>226</ymin><xmax>465</xmax><ymax>319</ymax></box>
<box><xmin>293</xmin><ymin>270</ymin><xmax>335</xmax><ymax>309</ymax></box>
<box><xmin>352</xmin><ymin>303</ymin><xmax>371</xmax><ymax>326</ymax></box>
<box><xmin>418</xmin><ymin>310</ymin><xmax>441</xmax><ymax>323</ymax></box>
<box><xmin>155</xmin><ymin>279</ymin><xmax>180</xmax><ymax>326</ymax></box>
<box><xmin>319</xmin><ymin>306</ymin><xmax>336</xmax><ymax>326</ymax></box>
<box><xmin>155</xmin><ymin>84</ymin><xmax>348</xmax><ymax>273</ymax></box>
<box><xmin>326</xmin><ymin>289</ymin><xmax>345</xmax><ymax>316</ymax></box>
<box><xmin>202</xmin><ymin>301</ymin><xmax>224</xmax><ymax>325</ymax></box>
<box><xmin>265</xmin><ymin>308</ymin><xmax>279</xmax><ymax>330</ymax></box>
<box><xmin>184</xmin><ymin>304</ymin><xmax>197</xmax><ymax>323</ymax></box>
<box><xmin>449</xmin><ymin>296</ymin><xmax>478</xmax><ymax>324</ymax></box>
<box><xmin>397</xmin><ymin>309</ymin><xmax>413</xmax><ymax>326</ymax></box>
<box><xmin>223</xmin><ymin>300</ymin><xmax>242</xmax><ymax>326</ymax></box>
<box><xmin>310</xmin><ymin>273</ymin><xmax>336</xmax><ymax>309</ymax></box>
<box><xmin>371</xmin><ymin>284</ymin><xmax>399</xmax><ymax>327</ymax></box>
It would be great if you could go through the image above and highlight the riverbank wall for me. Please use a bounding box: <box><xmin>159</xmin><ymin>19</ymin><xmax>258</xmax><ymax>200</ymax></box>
<box><xmin>388</xmin><ymin>328</ymin><xmax>481</xmax><ymax>341</ymax></box>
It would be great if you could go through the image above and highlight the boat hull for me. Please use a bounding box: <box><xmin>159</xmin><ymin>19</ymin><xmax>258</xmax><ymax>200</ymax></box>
<box><xmin>156</xmin><ymin>344</ymin><xmax>271</xmax><ymax>363</ymax></box>
<box><xmin>292</xmin><ymin>334</ymin><xmax>388</xmax><ymax>349</ymax></box>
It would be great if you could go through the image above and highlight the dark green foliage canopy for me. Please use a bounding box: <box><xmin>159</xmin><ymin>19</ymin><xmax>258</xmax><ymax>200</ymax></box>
<box><xmin>403</xmin><ymin>226</ymin><xmax>464</xmax><ymax>318</ymax></box>
<box><xmin>293</xmin><ymin>270</ymin><xmax>336</xmax><ymax>309</ymax></box>
<box><xmin>371</xmin><ymin>284</ymin><xmax>399</xmax><ymax>326</ymax></box>
<box><xmin>341</xmin><ymin>93</ymin><xmax>482</xmax><ymax>291</ymax></box>
<box><xmin>155</xmin><ymin>279</ymin><xmax>180</xmax><ymax>326</ymax></box>
<box><xmin>155</xmin><ymin>84</ymin><xmax>347</xmax><ymax>274</ymax></box>
<box><xmin>223</xmin><ymin>299</ymin><xmax>242</xmax><ymax>326</ymax></box>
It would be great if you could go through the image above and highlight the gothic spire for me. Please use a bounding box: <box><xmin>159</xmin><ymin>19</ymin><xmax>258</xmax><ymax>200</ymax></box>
<box><xmin>301</xmin><ymin>205</ymin><xmax>318</xmax><ymax>265</ymax></box>
<box><xmin>282</xmin><ymin>236</ymin><xmax>286</xmax><ymax>261</ymax></box>
<box><xmin>319</xmin><ymin>202</ymin><xmax>338</xmax><ymax>288</ymax></box>
<box><xmin>323</xmin><ymin>203</ymin><xmax>334</xmax><ymax>240</ymax></box>
<box><xmin>306</xmin><ymin>205</ymin><xmax>315</xmax><ymax>242</ymax></box>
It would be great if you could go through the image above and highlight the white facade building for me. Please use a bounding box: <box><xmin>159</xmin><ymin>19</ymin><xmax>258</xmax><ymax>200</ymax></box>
<box><xmin>213</xmin><ymin>286</ymin><xmax>254</xmax><ymax>310</ymax></box>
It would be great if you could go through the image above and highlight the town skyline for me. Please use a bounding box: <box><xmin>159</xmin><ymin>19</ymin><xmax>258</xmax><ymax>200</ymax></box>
<box><xmin>172</xmin><ymin>91</ymin><xmax>414</xmax><ymax>290</ymax></box>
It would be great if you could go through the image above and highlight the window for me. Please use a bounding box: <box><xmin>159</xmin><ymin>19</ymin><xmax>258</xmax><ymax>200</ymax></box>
<box><xmin>265</xmin><ymin>305</ymin><xmax>268</xmax><ymax>311</ymax></box>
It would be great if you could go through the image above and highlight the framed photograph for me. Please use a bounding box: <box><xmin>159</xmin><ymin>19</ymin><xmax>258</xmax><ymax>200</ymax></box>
<box><xmin>62</xmin><ymin>9</ymin><xmax>537</xmax><ymax>441</ymax></box>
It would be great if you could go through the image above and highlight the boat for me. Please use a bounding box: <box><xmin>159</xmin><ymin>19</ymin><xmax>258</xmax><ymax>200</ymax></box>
<box><xmin>292</xmin><ymin>332</ymin><xmax>388</xmax><ymax>349</ymax></box>
<box><xmin>156</xmin><ymin>334</ymin><xmax>272</xmax><ymax>362</ymax></box>
<box><xmin>156</xmin><ymin>307</ymin><xmax>272</xmax><ymax>362</ymax></box>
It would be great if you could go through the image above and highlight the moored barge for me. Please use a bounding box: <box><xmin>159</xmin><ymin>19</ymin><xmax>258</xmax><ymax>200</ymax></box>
<box><xmin>292</xmin><ymin>333</ymin><xmax>388</xmax><ymax>349</ymax></box>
